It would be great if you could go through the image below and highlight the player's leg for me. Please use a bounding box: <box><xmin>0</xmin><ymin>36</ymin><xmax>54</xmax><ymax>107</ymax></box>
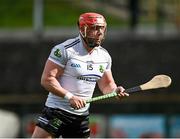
<box><xmin>32</xmin><ymin>106</ymin><xmax>90</xmax><ymax>138</ymax></box>
<box><xmin>32</xmin><ymin>126</ymin><xmax>52</xmax><ymax>138</ymax></box>
<box><xmin>31</xmin><ymin>106</ymin><xmax>63</xmax><ymax>138</ymax></box>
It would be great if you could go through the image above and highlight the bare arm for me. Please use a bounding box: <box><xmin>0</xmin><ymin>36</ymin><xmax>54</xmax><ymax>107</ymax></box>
<box><xmin>41</xmin><ymin>60</ymin><xmax>86</xmax><ymax>109</ymax></box>
<box><xmin>97</xmin><ymin>70</ymin><xmax>129</xmax><ymax>97</ymax></box>
<box><xmin>97</xmin><ymin>70</ymin><xmax>117</xmax><ymax>94</ymax></box>
<box><xmin>41</xmin><ymin>60</ymin><xmax>68</xmax><ymax>98</ymax></box>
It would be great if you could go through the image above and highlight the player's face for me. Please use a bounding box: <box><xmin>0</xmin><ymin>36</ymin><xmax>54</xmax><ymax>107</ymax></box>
<box><xmin>86</xmin><ymin>25</ymin><xmax>106</xmax><ymax>46</ymax></box>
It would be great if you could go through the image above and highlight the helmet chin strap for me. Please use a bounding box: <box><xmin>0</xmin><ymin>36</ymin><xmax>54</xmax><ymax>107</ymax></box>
<box><xmin>86</xmin><ymin>37</ymin><xmax>100</xmax><ymax>48</ymax></box>
<box><xmin>80</xmin><ymin>32</ymin><xmax>99</xmax><ymax>48</ymax></box>
<box><xmin>79</xmin><ymin>26</ymin><xmax>105</xmax><ymax>48</ymax></box>
<box><xmin>83</xmin><ymin>36</ymin><xmax>100</xmax><ymax>48</ymax></box>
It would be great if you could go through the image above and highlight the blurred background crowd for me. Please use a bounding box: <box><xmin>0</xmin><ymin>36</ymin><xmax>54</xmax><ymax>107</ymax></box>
<box><xmin>0</xmin><ymin>0</ymin><xmax>180</xmax><ymax>137</ymax></box>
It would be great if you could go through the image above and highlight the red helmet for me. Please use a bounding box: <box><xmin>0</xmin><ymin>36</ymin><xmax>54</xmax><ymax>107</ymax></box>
<box><xmin>79</xmin><ymin>12</ymin><xmax>107</xmax><ymax>28</ymax></box>
<box><xmin>78</xmin><ymin>12</ymin><xmax>107</xmax><ymax>48</ymax></box>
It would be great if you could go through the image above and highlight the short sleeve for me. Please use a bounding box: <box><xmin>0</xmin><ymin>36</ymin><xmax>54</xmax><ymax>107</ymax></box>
<box><xmin>48</xmin><ymin>44</ymin><xmax>68</xmax><ymax>68</ymax></box>
<box><xmin>106</xmin><ymin>54</ymin><xmax>112</xmax><ymax>71</ymax></box>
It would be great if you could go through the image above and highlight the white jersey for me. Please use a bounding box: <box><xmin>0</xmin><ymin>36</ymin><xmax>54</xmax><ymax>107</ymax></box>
<box><xmin>45</xmin><ymin>35</ymin><xmax>112</xmax><ymax>115</ymax></box>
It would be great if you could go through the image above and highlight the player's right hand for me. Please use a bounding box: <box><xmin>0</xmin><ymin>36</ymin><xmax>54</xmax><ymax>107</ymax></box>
<box><xmin>116</xmin><ymin>86</ymin><xmax>129</xmax><ymax>99</ymax></box>
<box><xmin>69</xmin><ymin>96</ymin><xmax>86</xmax><ymax>109</ymax></box>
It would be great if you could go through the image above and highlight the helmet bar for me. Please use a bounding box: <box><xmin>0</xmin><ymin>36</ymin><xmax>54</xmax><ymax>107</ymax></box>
<box><xmin>78</xmin><ymin>12</ymin><xmax>107</xmax><ymax>48</ymax></box>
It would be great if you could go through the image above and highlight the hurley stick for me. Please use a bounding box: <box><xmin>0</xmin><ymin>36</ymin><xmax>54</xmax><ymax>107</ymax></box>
<box><xmin>86</xmin><ymin>74</ymin><xmax>171</xmax><ymax>103</ymax></box>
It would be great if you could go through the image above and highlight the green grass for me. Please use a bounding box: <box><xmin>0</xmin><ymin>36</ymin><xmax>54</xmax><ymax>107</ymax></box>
<box><xmin>44</xmin><ymin>0</ymin><xmax>128</xmax><ymax>27</ymax></box>
<box><xmin>0</xmin><ymin>0</ymin><xmax>33</xmax><ymax>27</ymax></box>
<box><xmin>0</xmin><ymin>0</ymin><xmax>178</xmax><ymax>29</ymax></box>
<box><xmin>0</xmin><ymin>0</ymin><xmax>128</xmax><ymax>28</ymax></box>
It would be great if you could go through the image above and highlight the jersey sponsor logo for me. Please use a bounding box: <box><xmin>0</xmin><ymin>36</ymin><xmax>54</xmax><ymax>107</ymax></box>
<box><xmin>54</xmin><ymin>48</ymin><xmax>62</xmax><ymax>58</ymax></box>
<box><xmin>77</xmin><ymin>74</ymin><xmax>101</xmax><ymax>82</ymax></box>
<box><xmin>71</xmin><ymin>63</ymin><xmax>81</xmax><ymax>68</ymax></box>
<box><xmin>99</xmin><ymin>65</ymin><xmax>105</xmax><ymax>73</ymax></box>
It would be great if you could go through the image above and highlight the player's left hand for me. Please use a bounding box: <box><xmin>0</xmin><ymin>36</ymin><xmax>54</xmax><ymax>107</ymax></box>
<box><xmin>115</xmin><ymin>86</ymin><xmax>129</xmax><ymax>99</ymax></box>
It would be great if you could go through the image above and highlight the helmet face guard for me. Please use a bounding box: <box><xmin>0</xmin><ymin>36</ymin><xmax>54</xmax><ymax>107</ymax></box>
<box><xmin>78</xmin><ymin>12</ymin><xmax>107</xmax><ymax>48</ymax></box>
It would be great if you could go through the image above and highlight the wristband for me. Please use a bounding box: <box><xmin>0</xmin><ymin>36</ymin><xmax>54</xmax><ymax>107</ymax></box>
<box><xmin>64</xmin><ymin>92</ymin><xmax>73</xmax><ymax>100</ymax></box>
